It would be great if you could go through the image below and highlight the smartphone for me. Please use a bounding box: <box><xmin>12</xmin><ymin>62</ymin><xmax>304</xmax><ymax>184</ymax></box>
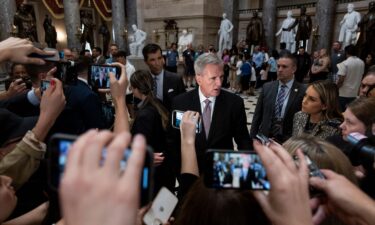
<box><xmin>143</xmin><ymin>187</ymin><xmax>178</xmax><ymax>225</ymax></box>
<box><xmin>171</xmin><ymin>110</ymin><xmax>201</xmax><ymax>133</ymax></box>
<box><xmin>40</xmin><ymin>80</ymin><xmax>50</xmax><ymax>95</ymax></box>
<box><xmin>205</xmin><ymin>149</ymin><xmax>270</xmax><ymax>190</ymax></box>
<box><xmin>29</xmin><ymin>47</ymin><xmax>60</xmax><ymax>62</ymax></box>
<box><xmin>48</xmin><ymin>133</ymin><xmax>154</xmax><ymax>206</ymax></box>
<box><xmin>255</xmin><ymin>133</ymin><xmax>270</xmax><ymax>146</ymax></box>
<box><xmin>90</xmin><ymin>64</ymin><xmax>120</xmax><ymax>89</ymax></box>
<box><xmin>293</xmin><ymin>154</ymin><xmax>325</xmax><ymax>196</ymax></box>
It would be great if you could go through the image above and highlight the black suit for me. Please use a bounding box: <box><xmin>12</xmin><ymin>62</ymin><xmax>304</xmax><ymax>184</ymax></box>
<box><xmin>160</xmin><ymin>70</ymin><xmax>186</xmax><ymax>111</ymax></box>
<box><xmin>168</xmin><ymin>88</ymin><xmax>252</xmax><ymax>175</ymax></box>
<box><xmin>52</xmin><ymin>79</ymin><xmax>105</xmax><ymax>134</ymax></box>
<box><xmin>131</xmin><ymin>102</ymin><xmax>171</xmax><ymax>192</ymax></box>
<box><xmin>250</xmin><ymin>80</ymin><xmax>306</xmax><ymax>142</ymax></box>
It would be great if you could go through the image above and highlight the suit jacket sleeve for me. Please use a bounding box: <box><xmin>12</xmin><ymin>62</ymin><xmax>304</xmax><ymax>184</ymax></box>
<box><xmin>80</xmin><ymin>93</ymin><xmax>105</xmax><ymax>129</ymax></box>
<box><xmin>234</xmin><ymin>98</ymin><xmax>252</xmax><ymax>149</ymax></box>
<box><xmin>250</xmin><ymin>87</ymin><xmax>264</xmax><ymax>138</ymax></box>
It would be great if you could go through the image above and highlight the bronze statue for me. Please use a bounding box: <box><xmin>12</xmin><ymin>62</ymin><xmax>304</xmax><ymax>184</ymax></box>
<box><xmin>99</xmin><ymin>22</ymin><xmax>110</xmax><ymax>57</ymax></box>
<box><xmin>357</xmin><ymin>1</ymin><xmax>375</xmax><ymax>59</ymax></box>
<box><xmin>14</xmin><ymin>3</ymin><xmax>38</xmax><ymax>42</ymax></box>
<box><xmin>43</xmin><ymin>15</ymin><xmax>57</xmax><ymax>48</ymax></box>
<box><xmin>80</xmin><ymin>11</ymin><xmax>95</xmax><ymax>51</ymax></box>
<box><xmin>288</xmin><ymin>6</ymin><xmax>312</xmax><ymax>49</ymax></box>
<box><xmin>246</xmin><ymin>11</ymin><xmax>263</xmax><ymax>47</ymax></box>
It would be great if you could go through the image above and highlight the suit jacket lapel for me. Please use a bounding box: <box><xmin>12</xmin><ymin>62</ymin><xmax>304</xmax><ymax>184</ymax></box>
<box><xmin>284</xmin><ymin>81</ymin><xmax>300</xmax><ymax>115</ymax></box>
<box><xmin>207</xmin><ymin>91</ymin><xmax>224</xmax><ymax>142</ymax></box>
<box><xmin>192</xmin><ymin>89</ymin><xmax>207</xmax><ymax>145</ymax></box>
<box><xmin>269</xmin><ymin>82</ymin><xmax>279</xmax><ymax>116</ymax></box>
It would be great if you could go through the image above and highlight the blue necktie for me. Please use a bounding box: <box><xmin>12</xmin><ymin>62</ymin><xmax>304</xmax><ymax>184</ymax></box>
<box><xmin>275</xmin><ymin>84</ymin><xmax>287</xmax><ymax>118</ymax></box>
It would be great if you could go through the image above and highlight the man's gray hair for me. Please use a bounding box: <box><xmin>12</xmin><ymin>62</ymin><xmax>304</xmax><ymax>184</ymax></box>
<box><xmin>194</xmin><ymin>53</ymin><xmax>223</xmax><ymax>75</ymax></box>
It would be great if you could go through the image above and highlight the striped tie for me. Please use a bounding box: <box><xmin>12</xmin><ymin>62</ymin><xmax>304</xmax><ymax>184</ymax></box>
<box><xmin>275</xmin><ymin>84</ymin><xmax>287</xmax><ymax>118</ymax></box>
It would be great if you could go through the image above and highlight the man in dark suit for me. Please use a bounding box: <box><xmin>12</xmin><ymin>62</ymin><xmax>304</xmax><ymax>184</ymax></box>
<box><xmin>250</xmin><ymin>53</ymin><xmax>306</xmax><ymax>143</ymax></box>
<box><xmin>92</xmin><ymin>47</ymin><xmax>106</xmax><ymax>65</ymax></box>
<box><xmin>168</xmin><ymin>53</ymin><xmax>252</xmax><ymax>175</ymax></box>
<box><xmin>142</xmin><ymin>44</ymin><xmax>185</xmax><ymax>111</ymax></box>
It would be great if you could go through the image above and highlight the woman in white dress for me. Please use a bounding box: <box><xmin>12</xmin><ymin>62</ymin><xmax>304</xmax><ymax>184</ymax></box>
<box><xmin>276</xmin><ymin>10</ymin><xmax>296</xmax><ymax>52</ymax></box>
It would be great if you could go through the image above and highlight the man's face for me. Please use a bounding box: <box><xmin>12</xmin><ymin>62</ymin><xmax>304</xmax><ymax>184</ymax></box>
<box><xmin>277</xmin><ymin>58</ymin><xmax>296</xmax><ymax>83</ymax></box>
<box><xmin>64</xmin><ymin>49</ymin><xmax>74</xmax><ymax>61</ymax></box>
<box><xmin>115</xmin><ymin>56</ymin><xmax>126</xmax><ymax>65</ymax></box>
<box><xmin>332</xmin><ymin>42</ymin><xmax>341</xmax><ymax>51</ymax></box>
<box><xmin>145</xmin><ymin>50</ymin><xmax>165</xmax><ymax>75</ymax></box>
<box><xmin>110</xmin><ymin>46</ymin><xmax>118</xmax><ymax>56</ymax></box>
<box><xmin>196</xmin><ymin>64</ymin><xmax>223</xmax><ymax>97</ymax></box>
<box><xmin>92</xmin><ymin>49</ymin><xmax>99</xmax><ymax>57</ymax></box>
<box><xmin>359</xmin><ymin>74</ymin><xmax>375</xmax><ymax>96</ymax></box>
<box><xmin>298</xmin><ymin>48</ymin><xmax>305</xmax><ymax>55</ymax></box>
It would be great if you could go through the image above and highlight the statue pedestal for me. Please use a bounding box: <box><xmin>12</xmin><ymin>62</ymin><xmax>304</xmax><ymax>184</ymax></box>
<box><xmin>127</xmin><ymin>56</ymin><xmax>148</xmax><ymax>71</ymax></box>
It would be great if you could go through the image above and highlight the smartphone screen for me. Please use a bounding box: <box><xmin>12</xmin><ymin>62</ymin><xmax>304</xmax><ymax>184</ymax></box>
<box><xmin>48</xmin><ymin>133</ymin><xmax>154</xmax><ymax>206</ymax></box>
<box><xmin>41</xmin><ymin>80</ymin><xmax>50</xmax><ymax>95</ymax></box>
<box><xmin>171</xmin><ymin>110</ymin><xmax>201</xmax><ymax>133</ymax></box>
<box><xmin>205</xmin><ymin>150</ymin><xmax>270</xmax><ymax>190</ymax></box>
<box><xmin>90</xmin><ymin>65</ymin><xmax>120</xmax><ymax>89</ymax></box>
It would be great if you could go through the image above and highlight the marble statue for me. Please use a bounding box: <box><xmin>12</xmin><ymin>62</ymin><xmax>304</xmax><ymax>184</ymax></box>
<box><xmin>43</xmin><ymin>14</ymin><xmax>57</xmax><ymax>48</ymax></box>
<box><xmin>246</xmin><ymin>11</ymin><xmax>263</xmax><ymax>48</ymax></box>
<box><xmin>80</xmin><ymin>10</ymin><xmax>95</xmax><ymax>50</ymax></box>
<box><xmin>288</xmin><ymin>6</ymin><xmax>312</xmax><ymax>49</ymax></box>
<box><xmin>357</xmin><ymin>1</ymin><xmax>375</xmax><ymax>58</ymax></box>
<box><xmin>218</xmin><ymin>13</ymin><xmax>234</xmax><ymax>53</ymax></box>
<box><xmin>129</xmin><ymin>24</ymin><xmax>147</xmax><ymax>57</ymax></box>
<box><xmin>178</xmin><ymin>29</ymin><xmax>193</xmax><ymax>60</ymax></box>
<box><xmin>276</xmin><ymin>11</ymin><xmax>296</xmax><ymax>52</ymax></box>
<box><xmin>339</xmin><ymin>3</ymin><xmax>361</xmax><ymax>47</ymax></box>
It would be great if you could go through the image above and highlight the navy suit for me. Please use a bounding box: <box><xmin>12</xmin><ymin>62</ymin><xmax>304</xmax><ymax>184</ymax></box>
<box><xmin>250</xmin><ymin>80</ymin><xmax>306</xmax><ymax>142</ymax></box>
<box><xmin>167</xmin><ymin>88</ymin><xmax>252</xmax><ymax>176</ymax></box>
<box><xmin>52</xmin><ymin>79</ymin><xmax>105</xmax><ymax>134</ymax></box>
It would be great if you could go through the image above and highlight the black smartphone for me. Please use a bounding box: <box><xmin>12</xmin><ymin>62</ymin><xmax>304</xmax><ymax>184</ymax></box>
<box><xmin>90</xmin><ymin>64</ymin><xmax>120</xmax><ymax>89</ymax></box>
<box><xmin>29</xmin><ymin>47</ymin><xmax>60</xmax><ymax>62</ymax></box>
<box><xmin>48</xmin><ymin>133</ymin><xmax>154</xmax><ymax>206</ymax></box>
<box><xmin>40</xmin><ymin>80</ymin><xmax>50</xmax><ymax>95</ymax></box>
<box><xmin>205</xmin><ymin>149</ymin><xmax>270</xmax><ymax>190</ymax></box>
<box><xmin>171</xmin><ymin>110</ymin><xmax>201</xmax><ymax>133</ymax></box>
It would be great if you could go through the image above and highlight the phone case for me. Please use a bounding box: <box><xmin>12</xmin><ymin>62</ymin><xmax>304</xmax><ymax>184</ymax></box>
<box><xmin>143</xmin><ymin>187</ymin><xmax>178</xmax><ymax>225</ymax></box>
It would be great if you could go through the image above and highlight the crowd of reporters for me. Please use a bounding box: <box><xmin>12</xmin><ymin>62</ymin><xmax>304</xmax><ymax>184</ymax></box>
<box><xmin>0</xmin><ymin>36</ymin><xmax>375</xmax><ymax>225</ymax></box>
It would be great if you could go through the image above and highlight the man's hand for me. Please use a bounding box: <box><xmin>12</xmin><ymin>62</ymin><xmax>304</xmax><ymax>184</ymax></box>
<box><xmin>6</xmin><ymin>79</ymin><xmax>27</xmax><ymax>98</ymax></box>
<box><xmin>0</xmin><ymin>37</ymin><xmax>54</xmax><ymax>64</ymax></box>
<box><xmin>109</xmin><ymin>62</ymin><xmax>128</xmax><ymax>105</ymax></box>
<box><xmin>60</xmin><ymin>131</ymin><xmax>147</xmax><ymax>225</ymax></box>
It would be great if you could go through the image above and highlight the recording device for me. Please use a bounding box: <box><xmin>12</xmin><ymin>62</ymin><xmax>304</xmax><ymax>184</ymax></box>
<box><xmin>347</xmin><ymin>132</ymin><xmax>375</xmax><ymax>170</ymax></box>
<box><xmin>255</xmin><ymin>133</ymin><xmax>270</xmax><ymax>146</ymax></box>
<box><xmin>143</xmin><ymin>187</ymin><xmax>178</xmax><ymax>225</ymax></box>
<box><xmin>90</xmin><ymin>64</ymin><xmax>120</xmax><ymax>89</ymax></box>
<box><xmin>171</xmin><ymin>110</ymin><xmax>202</xmax><ymax>133</ymax></box>
<box><xmin>40</xmin><ymin>80</ymin><xmax>50</xmax><ymax>95</ymax></box>
<box><xmin>48</xmin><ymin>133</ymin><xmax>154</xmax><ymax>206</ymax></box>
<box><xmin>205</xmin><ymin>149</ymin><xmax>270</xmax><ymax>190</ymax></box>
<box><xmin>21</xmin><ymin>76</ymin><xmax>33</xmax><ymax>89</ymax></box>
<box><xmin>294</xmin><ymin>154</ymin><xmax>325</xmax><ymax>196</ymax></box>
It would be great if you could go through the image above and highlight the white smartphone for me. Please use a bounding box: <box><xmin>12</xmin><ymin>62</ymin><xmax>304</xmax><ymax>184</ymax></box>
<box><xmin>171</xmin><ymin>110</ymin><xmax>201</xmax><ymax>133</ymax></box>
<box><xmin>143</xmin><ymin>187</ymin><xmax>178</xmax><ymax>225</ymax></box>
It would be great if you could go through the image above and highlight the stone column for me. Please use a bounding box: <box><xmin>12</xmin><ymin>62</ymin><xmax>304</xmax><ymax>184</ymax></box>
<box><xmin>316</xmin><ymin>0</ymin><xmax>335</xmax><ymax>50</ymax></box>
<box><xmin>224</xmin><ymin>0</ymin><xmax>239</xmax><ymax>47</ymax></box>
<box><xmin>63</xmin><ymin>0</ymin><xmax>81</xmax><ymax>49</ymax></box>
<box><xmin>0</xmin><ymin>0</ymin><xmax>16</xmax><ymax>41</ymax></box>
<box><xmin>112</xmin><ymin>0</ymin><xmax>126</xmax><ymax>50</ymax></box>
<box><xmin>262</xmin><ymin>0</ymin><xmax>277</xmax><ymax>50</ymax></box>
<box><xmin>126</xmin><ymin>0</ymin><xmax>137</xmax><ymax>32</ymax></box>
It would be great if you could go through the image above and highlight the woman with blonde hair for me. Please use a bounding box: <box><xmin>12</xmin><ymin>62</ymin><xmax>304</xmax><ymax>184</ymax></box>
<box><xmin>293</xmin><ymin>80</ymin><xmax>342</xmax><ymax>139</ymax></box>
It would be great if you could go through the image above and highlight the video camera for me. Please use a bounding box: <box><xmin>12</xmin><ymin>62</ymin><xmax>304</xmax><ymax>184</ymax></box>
<box><xmin>347</xmin><ymin>132</ymin><xmax>375</xmax><ymax>171</ymax></box>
